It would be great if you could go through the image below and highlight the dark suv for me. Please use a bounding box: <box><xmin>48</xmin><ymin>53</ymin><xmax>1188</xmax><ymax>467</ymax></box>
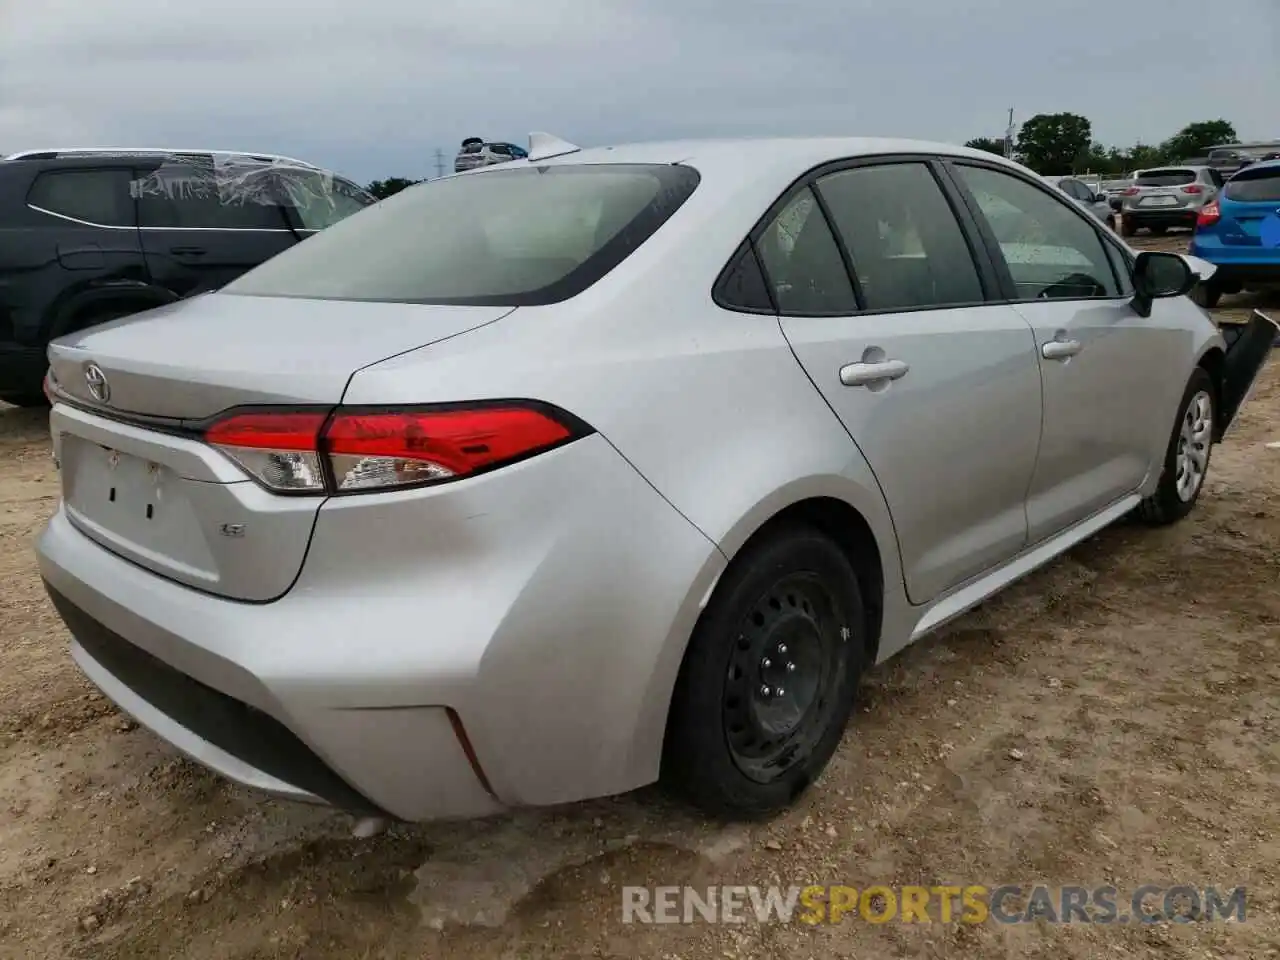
<box><xmin>0</xmin><ymin>148</ymin><xmax>374</xmax><ymax>406</ymax></box>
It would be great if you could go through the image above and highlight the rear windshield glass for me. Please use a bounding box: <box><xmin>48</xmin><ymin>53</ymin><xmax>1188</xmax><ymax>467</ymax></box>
<box><xmin>224</xmin><ymin>164</ymin><xmax>700</xmax><ymax>306</ymax></box>
<box><xmin>1224</xmin><ymin>167</ymin><xmax>1280</xmax><ymax>202</ymax></box>
<box><xmin>1135</xmin><ymin>169</ymin><xmax>1196</xmax><ymax>186</ymax></box>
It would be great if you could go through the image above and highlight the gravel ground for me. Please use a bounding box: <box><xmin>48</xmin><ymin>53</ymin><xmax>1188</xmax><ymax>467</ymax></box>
<box><xmin>1</xmin><ymin>233</ymin><xmax>1278</xmax><ymax>959</ymax></box>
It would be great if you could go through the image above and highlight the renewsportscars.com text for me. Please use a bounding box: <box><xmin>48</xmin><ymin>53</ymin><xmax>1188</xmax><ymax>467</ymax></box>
<box><xmin>621</xmin><ymin>884</ymin><xmax>1247</xmax><ymax>925</ymax></box>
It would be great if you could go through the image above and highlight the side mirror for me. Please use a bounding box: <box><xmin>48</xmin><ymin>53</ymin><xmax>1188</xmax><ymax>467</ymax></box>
<box><xmin>1131</xmin><ymin>251</ymin><xmax>1195</xmax><ymax>316</ymax></box>
<box><xmin>1093</xmin><ymin>193</ymin><xmax>1108</xmax><ymax>204</ymax></box>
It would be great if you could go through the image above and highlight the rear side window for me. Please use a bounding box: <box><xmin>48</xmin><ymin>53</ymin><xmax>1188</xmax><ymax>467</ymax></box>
<box><xmin>1224</xmin><ymin>167</ymin><xmax>1280</xmax><ymax>202</ymax></box>
<box><xmin>716</xmin><ymin>241</ymin><xmax>774</xmax><ymax>311</ymax></box>
<box><xmin>27</xmin><ymin>169</ymin><xmax>135</xmax><ymax>227</ymax></box>
<box><xmin>816</xmin><ymin>162</ymin><xmax>985</xmax><ymax>311</ymax></box>
<box><xmin>754</xmin><ymin>188</ymin><xmax>857</xmax><ymax>315</ymax></box>
<box><xmin>224</xmin><ymin>163</ymin><xmax>700</xmax><ymax>305</ymax></box>
<box><xmin>1135</xmin><ymin>169</ymin><xmax>1196</xmax><ymax>187</ymax></box>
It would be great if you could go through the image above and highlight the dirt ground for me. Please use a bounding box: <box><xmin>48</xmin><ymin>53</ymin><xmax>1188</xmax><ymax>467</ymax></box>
<box><xmin>2</xmin><ymin>234</ymin><xmax>1278</xmax><ymax>959</ymax></box>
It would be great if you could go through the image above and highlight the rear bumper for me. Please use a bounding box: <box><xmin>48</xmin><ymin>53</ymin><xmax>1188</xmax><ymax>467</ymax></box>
<box><xmin>0</xmin><ymin>341</ymin><xmax>47</xmax><ymax>398</ymax></box>
<box><xmin>1123</xmin><ymin>208</ymin><xmax>1199</xmax><ymax>227</ymax></box>
<box><xmin>1190</xmin><ymin>260</ymin><xmax>1280</xmax><ymax>289</ymax></box>
<box><xmin>36</xmin><ymin>433</ymin><xmax>725</xmax><ymax>820</ymax></box>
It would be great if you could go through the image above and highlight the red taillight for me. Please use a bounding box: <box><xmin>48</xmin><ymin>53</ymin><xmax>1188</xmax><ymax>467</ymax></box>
<box><xmin>203</xmin><ymin>404</ymin><xmax>586</xmax><ymax>494</ymax></box>
<box><xmin>1122</xmin><ymin>187</ymin><xmax>1141</xmax><ymax>196</ymax></box>
<box><xmin>1181</xmin><ymin>184</ymin><xmax>1204</xmax><ymax>194</ymax></box>
<box><xmin>1197</xmin><ymin>202</ymin><xmax>1221</xmax><ymax>227</ymax></box>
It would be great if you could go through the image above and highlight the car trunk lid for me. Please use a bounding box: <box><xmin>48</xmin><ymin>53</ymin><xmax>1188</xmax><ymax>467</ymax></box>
<box><xmin>46</xmin><ymin>293</ymin><xmax>514</xmax><ymax>600</ymax></box>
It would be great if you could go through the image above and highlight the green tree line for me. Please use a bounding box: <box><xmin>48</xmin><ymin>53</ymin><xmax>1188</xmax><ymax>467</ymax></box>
<box><xmin>365</xmin><ymin>116</ymin><xmax>1241</xmax><ymax>194</ymax></box>
<box><xmin>966</xmin><ymin>115</ymin><xmax>1238</xmax><ymax>176</ymax></box>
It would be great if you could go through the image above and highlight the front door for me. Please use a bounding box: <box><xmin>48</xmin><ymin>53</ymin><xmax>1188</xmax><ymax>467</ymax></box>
<box><xmin>131</xmin><ymin>156</ymin><xmax>298</xmax><ymax>299</ymax></box>
<box><xmin>762</xmin><ymin>159</ymin><xmax>1044</xmax><ymax>604</ymax></box>
<box><xmin>947</xmin><ymin>161</ymin><xmax>1177</xmax><ymax>542</ymax></box>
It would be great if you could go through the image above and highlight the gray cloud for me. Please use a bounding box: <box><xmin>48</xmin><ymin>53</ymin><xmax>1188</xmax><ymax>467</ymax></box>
<box><xmin>2</xmin><ymin>0</ymin><xmax>1276</xmax><ymax>183</ymax></box>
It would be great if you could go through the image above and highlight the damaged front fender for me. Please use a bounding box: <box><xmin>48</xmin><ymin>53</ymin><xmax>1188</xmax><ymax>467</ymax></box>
<box><xmin>1215</xmin><ymin>309</ymin><xmax>1278</xmax><ymax>441</ymax></box>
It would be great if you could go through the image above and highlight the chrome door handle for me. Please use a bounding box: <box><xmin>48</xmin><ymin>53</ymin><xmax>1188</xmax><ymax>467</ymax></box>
<box><xmin>840</xmin><ymin>359</ymin><xmax>910</xmax><ymax>387</ymax></box>
<box><xmin>1042</xmin><ymin>339</ymin><xmax>1082</xmax><ymax>360</ymax></box>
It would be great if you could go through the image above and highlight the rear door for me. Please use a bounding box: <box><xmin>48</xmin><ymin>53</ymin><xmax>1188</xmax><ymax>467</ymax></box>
<box><xmin>768</xmin><ymin>157</ymin><xmax>1043</xmax><ymax>604</ymax></box>
<box><xmin>946</xmin><ymin>160</ymin><xmax>1176</xmax><ymax>542</ymax></box>
<box><xmin>133</xmin><ymin>155</ymin><xmax>298</xmax><ymax>298</ymax></box>
<box><xmin>24</xmin><ymin>166</ymin><xmax>144</xmax><ymax>308</ymax></box>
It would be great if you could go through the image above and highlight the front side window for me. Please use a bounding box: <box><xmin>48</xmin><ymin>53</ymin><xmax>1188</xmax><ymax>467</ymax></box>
<box><xmin>133</xmin><ymin>156</ymin><xmax>289</xmax><ymax>230</ymax></box>
<box><xmin>27</xmin><ymin>169</ymin><xmax>135</xmax><ymax>227</ymax></box>
<box><xmin>274</xmin><ymin>172</ymin><xmax>373</xmax><ymax>230</ymax></box>
<box><xmin>816</xmin><ymin>162</ymin><xmax>984</xmax><ymax>311</ymax></box>
<box><xmin>953</xmin><ymin>164</ymin><xmax>1120</xmax><ymax>300</ymax></box>
<box><xmin>754</xmin><ymin>187</ymin><xmax>857</xmax><ymax>314</ymax></box>
<box><xmin>225</xmin><ymin>163</ymin><xmax>699</xmax><ymax>305</ymax></box>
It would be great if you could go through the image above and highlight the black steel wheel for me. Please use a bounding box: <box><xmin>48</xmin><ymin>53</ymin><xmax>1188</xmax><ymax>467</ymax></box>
<box><xmin>663</xmin><ymin>525</ymin><xmax>866</xmax><ymax>819</ymax></box>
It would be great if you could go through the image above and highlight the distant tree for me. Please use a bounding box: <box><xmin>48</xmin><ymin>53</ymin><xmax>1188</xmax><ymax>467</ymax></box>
<box><xmin>1015</xmin><ymin>112</ymin><xmax>1092</xmax><ymax>175</ymax></box>
<box><xmin>964</xmin><ymin>137</ymin><xmax>1007</xmax><ymax>157</ymax></box>
<box><xmin>1125</xmin><ymin>143</ymin><xmax>1168</xmax><ymax>173</ymax></box>
<box><xmin>1161</xmin><ymin>120</ymin><xmax>1238</xmax><ymax>161</ymax></box>
<box><xmin>366</xmin><ymin>177</ymin><xmax>421</xmax><ymax>200</ymax></box>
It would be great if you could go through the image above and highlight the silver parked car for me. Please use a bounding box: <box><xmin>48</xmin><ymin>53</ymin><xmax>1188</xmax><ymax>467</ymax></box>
<box><xmin>454</xmin><ymin>138</ymin><xmax>528</xmax><ymax>173</ymax></box>
<box><xmin>1043</xmin><ymin>174</ymin><xmax>1115</xmax><ymax>227</ymax></box>
<box><xmin>1118</xmin><ymin>165</ymin><xmax>1224</xmax><ymax>237</ymax></box>
<box><xmin>37</xmin><ymin>136</ymin><xmax>1275</xmax><ymax>822</ymax></box>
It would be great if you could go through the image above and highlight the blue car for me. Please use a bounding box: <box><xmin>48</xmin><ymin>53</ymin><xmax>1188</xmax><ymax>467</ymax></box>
<box><xmin>1189</xmin><ymin>159</ymin><xmax>1280</xmax><ymax>311</ymax></box>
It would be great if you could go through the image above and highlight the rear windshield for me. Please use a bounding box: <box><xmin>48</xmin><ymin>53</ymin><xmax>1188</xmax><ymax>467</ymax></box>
<box><xmin>224</xmin><ymin>163</ymin><xmax>700</xmax><ymax>306</ymax></box>
<box><xmin>1224</xmin><ymin>167</ymin><xmax>1280</xmax><ymax>203</ymax></box>
<box><xmin>1136</xmin><ymin>169</ymin><xmax>1196</xmax><ymax>186</ymax></box>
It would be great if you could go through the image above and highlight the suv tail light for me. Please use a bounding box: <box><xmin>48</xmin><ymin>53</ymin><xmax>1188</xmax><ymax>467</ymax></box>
<box><xmin>1181</xmin><ymin>184</ymin><xmax>1204</xmax><ymax>194</ymax></box>
<box><xmin>1122</xmin><ymin>187</ymin><xmax>1141</xmax><ymax>196</ymax></box>
<box><xmin>203</xmin><ymin>403</ymin><xmax>590</xmax><ymax>495</ymax></box>
<box><xmin>1196</xmin><ymin>201</ymin><xmax>1221</xmax><ymax>227</ymax></box>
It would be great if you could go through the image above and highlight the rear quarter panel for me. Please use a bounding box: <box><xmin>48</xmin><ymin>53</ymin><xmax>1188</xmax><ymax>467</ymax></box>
<box><xmin>342</xmin><ymin>163</ymin><xmax>911</xmax><ymax>656</ymax></box>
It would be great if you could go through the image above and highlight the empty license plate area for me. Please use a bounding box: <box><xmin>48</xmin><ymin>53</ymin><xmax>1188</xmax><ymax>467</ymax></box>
<box><xmin>61</xmin><ymin>434</ymin><xmax>222</xmax><ymax>585</ymax></box>
<box><xmin>1141</xmin><ymin>195</ymin><xmax>1178</xmax><ymax>207</ymax></box>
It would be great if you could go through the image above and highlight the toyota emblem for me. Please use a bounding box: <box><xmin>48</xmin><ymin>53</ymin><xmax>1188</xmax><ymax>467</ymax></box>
<box><xmin>84</xmin><ymin>362</ymin><xmax>110</xmax><ymax>404</ymax></box>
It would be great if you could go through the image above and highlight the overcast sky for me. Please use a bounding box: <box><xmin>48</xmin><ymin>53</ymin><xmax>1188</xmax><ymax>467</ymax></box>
<box><xmin>1</xmin><ymin>0</ymin><xmax>1276</xmax><ymax>184</ymax></box>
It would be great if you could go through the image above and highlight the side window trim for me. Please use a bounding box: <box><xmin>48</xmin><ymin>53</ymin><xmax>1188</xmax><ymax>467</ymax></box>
<box><xmin>938</xmin><ymin>158</ymin><xmax>1133</xmax><ymax>305</ymax></box>
<box><xmin>714</xmin><ymin>153</ymin><xmax>1006</xmax><ymax>317</ymax></box>
<box><xmin>25</xmin><ymin>166</ymin><xmax>138</xmax><ymax>230</ymax></box>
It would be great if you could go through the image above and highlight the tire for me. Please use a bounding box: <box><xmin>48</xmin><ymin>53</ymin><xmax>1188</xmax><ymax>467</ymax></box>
<box><xmin>1120</xmin><ymin>217</ymin><xmax>1137</xmax><ymax>237</ymax></box>
<box><xmin>1191</xmin><ymin>283</ymin><xmax>1222</xmax><ymax>309</ymax></box>
<box><xmin>0</xmin><ymin>393</ymin><xmax>49</xmax><ymax>408</ymax></box>
<box><xmin>1105</xmin><ymin>215</ymin><xmax>1115</xmax><ymax>231</ymax></box>
<box><xmin>663</xmin><ymin>525</ymin><xmax>866</xmax><ymax>819</ymax></box>
<box><xmin>1136</xmin><ymin>367</ymin><xmax>1215</xmax><ymax>526</ymax></box>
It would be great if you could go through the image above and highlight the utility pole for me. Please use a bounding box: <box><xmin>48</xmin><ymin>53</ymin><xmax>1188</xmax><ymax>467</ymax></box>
<box><xmin>1004</xmin><ymin>108</ymin><xmax>1016</xmax><ymax>159</ymax></box>
<box><xmin>432</xmin><ymin>149</ymin><xmax>446</xmax><ymax>179</ymax></box>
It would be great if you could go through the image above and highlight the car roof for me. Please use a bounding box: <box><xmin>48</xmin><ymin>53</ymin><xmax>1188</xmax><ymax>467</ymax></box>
<box><xmin>513</xmin><ymin>136</ymin><xmax>1030</xmax><ymax>186</ymax></box>
<box><xmin>2</xmin><ymin>147</ymin><xmax>321</xmax><ymax>168</ymax></box>
<box><xmin>1231</xmin><ymin>158</ymin><xmax>1280</xmax><ymax>176</ymax></box>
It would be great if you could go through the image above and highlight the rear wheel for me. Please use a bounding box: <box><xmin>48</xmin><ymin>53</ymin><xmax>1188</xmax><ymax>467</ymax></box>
<box><xmin>1137</xmin><ymin>368</ymin><xmax>1215</xmax><ymax>525</ymax></box>
<box><xmin>663</xmin><ymin>525</ymin><xmax>865</xmax><ymax>819</ymax></box>
<box><xmin>1120</xmin><ymin>217</ymin><xmax>1137</xmax><ymax>237</ymax></box>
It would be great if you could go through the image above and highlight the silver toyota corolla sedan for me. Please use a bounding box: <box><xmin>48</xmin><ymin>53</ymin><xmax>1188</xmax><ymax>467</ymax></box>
<box><xmin>37</xmin><ymin>135</ymin><xmax>1276</xmax><ymax>823</ymax></box>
